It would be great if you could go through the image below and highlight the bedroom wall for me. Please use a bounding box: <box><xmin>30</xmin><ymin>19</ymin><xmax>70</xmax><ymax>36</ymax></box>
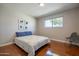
<box><xmin>0</xmin><ymin>5</ymin><xmax>36</xmax><ymax>45</ymax></box>
<box><xmin>76</xmin><ymin>8</ymin><xmax>79</xmax><ymax>34</ymax></box>
<box><xmin>36</xmin><ymin>8</ymin><xmax>79</xmax><ymax>42</ymax></box>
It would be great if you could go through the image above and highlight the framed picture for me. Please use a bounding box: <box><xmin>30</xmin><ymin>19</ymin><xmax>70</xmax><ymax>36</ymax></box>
<box><xmin>25</xmin><ymin>21</ymin><xmax>28</xmax><ymax>24</ymax></box>
<box><xmin>25</xmin><ymin>26</ymin><xmax>27</xmax><ymax>29</ymax></box>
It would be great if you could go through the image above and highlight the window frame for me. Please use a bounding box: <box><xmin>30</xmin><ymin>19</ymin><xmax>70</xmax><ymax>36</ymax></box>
<box><xmin>44</xmin><ymin>16</ymin><xmax>64</xmax><ymax>28</ymax></box>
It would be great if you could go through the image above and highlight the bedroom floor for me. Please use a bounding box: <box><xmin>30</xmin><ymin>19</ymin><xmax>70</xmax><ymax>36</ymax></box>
<box><xmin>0</xmin><ymin>40</ymin><xmax>79</xmax><ymax>56</ymax></box>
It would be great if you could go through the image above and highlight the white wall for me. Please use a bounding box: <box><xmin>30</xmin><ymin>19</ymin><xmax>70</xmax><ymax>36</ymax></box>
<box><xmin>36</xmin><ymin>8</ymin><xmax>79</xmax><ymax>42</ymax></box>
<box><xmin>76</xmin><ymin>8</ymin><xmax>79</xmax><ymax>34</ymax></box>
<box><xmin>0</xmin><ymin>5</ymin><xmax>36</xmax><ymax>45</ymax></box>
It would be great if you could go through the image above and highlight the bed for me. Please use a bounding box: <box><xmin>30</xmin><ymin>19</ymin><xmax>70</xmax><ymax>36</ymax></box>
<box><xmin>14</xmin><ymin>31</ymin><xmax>49</xmax><ymax>56</ymax></box>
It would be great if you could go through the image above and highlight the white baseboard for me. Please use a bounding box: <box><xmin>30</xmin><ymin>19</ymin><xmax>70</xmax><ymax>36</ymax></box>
<box><xmin>51</xmin><ymin>39</ymin><xmax>69</xmax><ymax>43</ymax></box>
<box><xmin>0</xmin><ymin>39</ymin><xmax>79</xmax><ymax>47</ymax></box>
<box><xmin>51</xmin><ymin>39</ymin><xmax>79</xmax><ymax>46</ymax></box>
<box><xmin>0</xmin><ymin>42</ymin><xmax>14</xmax><ymax>47</ymax></box>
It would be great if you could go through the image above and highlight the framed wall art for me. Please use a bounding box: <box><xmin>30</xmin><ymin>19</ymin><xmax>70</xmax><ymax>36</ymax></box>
<box><xmin>18</xmin><ymin>18</ymin><xmax>28</xmax><ymax>30</ymax></box>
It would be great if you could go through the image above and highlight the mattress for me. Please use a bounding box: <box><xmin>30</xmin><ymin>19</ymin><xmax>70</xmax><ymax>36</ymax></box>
<box><xmin>15</xmin><ymin>35</ymin><xmax>49</xmax><ymax>56</ymax></box>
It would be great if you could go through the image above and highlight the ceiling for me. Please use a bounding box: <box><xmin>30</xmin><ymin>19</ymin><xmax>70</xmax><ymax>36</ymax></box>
<box><xmin>0</xmin><ymin>3</ymin><xmax>79</xmax><ymax>17</ymax></box>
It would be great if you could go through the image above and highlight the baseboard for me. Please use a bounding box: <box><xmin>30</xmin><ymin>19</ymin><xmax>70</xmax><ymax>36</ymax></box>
<box><xmin>0</xmin><ymin>39</ymin><xmax>79</xmax><ymax>47</ymax></box>
<box><xmin>0</xmin><ymin>42</ymin><xmax>14</xmax><ymax>47</ymax></box>
<box><xmin>51</xmin><ymin>39</ymin><xmax>79</xmax><ymax>46</ymax></box>
<box><xmin>51</xmin><ymin>39</ymin><xmax>69</xmax><ymax>43</ymax></box>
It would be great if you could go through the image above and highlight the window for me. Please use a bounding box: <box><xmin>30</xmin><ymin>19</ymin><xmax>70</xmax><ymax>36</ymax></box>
<box><xmin>45</xmin><ymin>20</ymin><xmax>52</xmax><ymax>27</ymax></box>
<box><xmin>52</xmin><ymin>17</ymin><xmax>63</xmax><ymax>27</ymax></box>
<box><xmin>45</xmin><ymin>17</ymin><xmax>63</xmax><ymax>28</ymax></box>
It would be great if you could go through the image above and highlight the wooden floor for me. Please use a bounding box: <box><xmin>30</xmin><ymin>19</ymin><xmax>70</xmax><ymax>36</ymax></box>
<box><xmin>0</xmin><ymin>40</ymin><xmax>79</xmax><ymax>56</ymax></box>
